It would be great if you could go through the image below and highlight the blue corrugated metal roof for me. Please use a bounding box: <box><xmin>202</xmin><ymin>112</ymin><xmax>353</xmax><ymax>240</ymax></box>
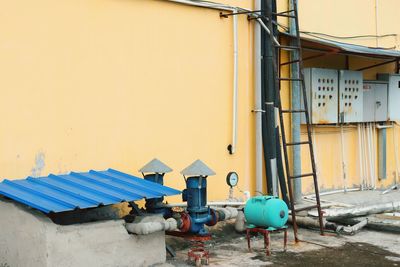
<box><xmin>0</xmin><ymin>168</ymin><xmax>181</xmax><ymax>214</ymax></box>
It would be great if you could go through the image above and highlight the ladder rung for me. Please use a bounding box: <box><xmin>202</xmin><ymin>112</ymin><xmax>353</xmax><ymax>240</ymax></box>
<box><xmin>294</xmin><ymin>205</ymin><xmax>318</xmax><ymax>212</ymax></box>
<box><xmin>281</xmin><ymin>109</ymin><xmax>306</xmax><ymax>113</ymax></box>
<box><xmin>274</xmin><ymin>9</ymin><xmax>295</xmax><ymax>15</ymax></box>
<box><xmin>275</xmin><ymin>45</ymin><xmax>300</xmax><ymax>50</ymax></box>
<box><xmin>285</xmin><ymin>141</ymin><xmax>310</xmax><ymax>146</ymax></box>
<box><xmin>278</xmin><ymin>77</ymin><xmax>303</xmax><ymax>81</ymax></box>
<box><xmin>290</xmin><ymin>173</ymin><xmax>314</xmax><ymax>179</ymax></box>
<box><xmin>273</xmin><ymin>13</ymin><xmax>296</xmax><ymax>18</ymax></box>
<box><xmin>280</xmin><ymin>59</ymin><xmax>300</xmax><ymax>66</ymax></box>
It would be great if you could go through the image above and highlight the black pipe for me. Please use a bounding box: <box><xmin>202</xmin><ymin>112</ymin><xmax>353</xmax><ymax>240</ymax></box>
<box><xmin>261</xmin><ymin>0</ymin><xmax>289</xmax><ymax>202</ymax></box>
<box><xmin>276</xmin><ymin>127</ymin><xmax>290</xmax><ymax>205</ymax></box>
<box><xmin>261</xmin><ymin>0</ymin><xmax>274</xmax><ymax>195</ymax></box>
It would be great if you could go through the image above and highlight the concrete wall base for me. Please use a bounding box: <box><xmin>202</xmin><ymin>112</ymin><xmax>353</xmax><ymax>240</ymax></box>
<box><xmin>0</xmin><ymin>199</ymin><xmax>166</xmax><ymax>267</ymax></box>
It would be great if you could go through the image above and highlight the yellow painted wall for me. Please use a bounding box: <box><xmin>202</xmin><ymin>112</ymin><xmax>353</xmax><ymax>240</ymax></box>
<box><xmin>298</xmin><ymin>0</ymin><xmax>399</xmax><ymax>49</ymax></box>
<box><xmin>1</xmin><ymin>0</ymin><xmax>400</xmax><ymax>203</ymax></box>
<box><xmin>0</xmin><ymin>0</ymin><xmax>255</xmax><ymax>202</ymax></box>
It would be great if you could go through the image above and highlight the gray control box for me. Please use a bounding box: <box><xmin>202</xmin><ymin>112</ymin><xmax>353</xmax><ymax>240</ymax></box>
<box><xmin>302</xmin><ymin>68</ymin><xmax>339</xmax><ymax>124</ymax></box>
<box><xmin>362</xmin><ymin>81</ymin><xmax>388</xmax><ymax>122</ymax></box>
<box><xmin>377</xmin><ymin>73</ymin><xmax>400</xmax><ymax>121</ymax></box>
<box><xmin>338</xmin><ymin>70</ymin><xmax>363</xmax><ymax>123</ymax></box>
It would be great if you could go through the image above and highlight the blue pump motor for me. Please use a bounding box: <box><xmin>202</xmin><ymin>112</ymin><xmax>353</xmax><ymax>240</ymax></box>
<box><xmin>139</xmin><ymin>159</ymin><xmax>173</xmax><ymax>217</ymax></box>
<box><xmin>182</xmin><ymin>176</ymin><xmax>212</xmax><ymax>235</ymax></box>
<box><xmin>143</xmin><ymin>173</ymin><xmax>172</xmax><ymax>217</ymax></box>
<box><xmin>180</xmin><ymin>160</ymin><xmax>216</xmax><ymax>235</ymax></box>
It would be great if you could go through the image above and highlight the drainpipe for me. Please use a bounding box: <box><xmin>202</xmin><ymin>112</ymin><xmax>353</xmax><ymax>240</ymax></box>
<box><xmin>357</xmin><ymin>124</ymin><xmax>364</xmax><ymax>190</ymax></box>
<box><xmin>393</xmin><ymin>122</ymin><xmax>399</xmax><ymax>185</ymax></box>
<box><xmin>261</xmin><ymin>0</ymin><xmax>276</xmax><ymax>196</ymax></box>
<box><xmin>259</xmin><ymin>0</ymin><xmax>288</xmax><ymax>202</ymax></box>
<box><xmin>372</xmin><ymin>123</ymin><xmax>377</xmax><ymax>189</ymax></box>
<box><xmin>254</xmin><ymin>0</ymin><xmax>263</xmax><ymax>194</ymax></box>
<box><xmin>223</xmin><ymin>6</ymin><xmax>239</xmax><ymax>156</ymax></box>
<box><xmin>378</xmin><ymin>127</ymin><xmax>387</xmax><ymax>180</ymax></box>
<box><xmin>340</xmin><ymin>124</ymin><xmax>348</xmax><ymax>192</ymax></box>
<box><xmin>374</xmin><ymin>0</ymin><xmax>379</xmax><ymax>47</ymax></box>
<box><xmin>229</xmin><ymin>8</ymin><xmax>239</xmax><ymax>155</ymax></box>
<box><xmin>289</xmin><ymin>0</ymin><xmax>302</xmax><ymax>202</ymax></box>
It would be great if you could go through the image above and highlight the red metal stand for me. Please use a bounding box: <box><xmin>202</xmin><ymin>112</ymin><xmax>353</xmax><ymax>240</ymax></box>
<box><xmin>187</xmin><ymin>235</ymin><xmax>211</xmax><ymax>266</ymax></box>
<box><xmin>166</xmin><ymin>232</ymin><xmax>211</xmax><ymax>266</ymax></box>
<box><xmin>246</xmin><ymin>227</ymin><xmax>287</xmax><ymax>256</ymax></box>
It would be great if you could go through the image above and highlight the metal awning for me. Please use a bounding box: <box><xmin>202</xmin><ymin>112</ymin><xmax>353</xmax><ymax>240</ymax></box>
<box><xmin>299</xmin><ymin>35</ymin><xmax>400</xmax><ymax>59</ymax></box>
<box><xmin>281</xmin><ymin>32</ymin><xmax>400</xmax><ymax>59</ymax></box>
<box><xmin>0</xmin><ymin>168</ymin><xmax>181</xmax><ymax>213</ymax></box>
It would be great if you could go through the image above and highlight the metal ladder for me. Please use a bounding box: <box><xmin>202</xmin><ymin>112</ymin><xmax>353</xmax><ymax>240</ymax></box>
<box><xmin>264</xmin><ymin>4</ymin><xmax>324</xmax><ymax>241</ymax></box>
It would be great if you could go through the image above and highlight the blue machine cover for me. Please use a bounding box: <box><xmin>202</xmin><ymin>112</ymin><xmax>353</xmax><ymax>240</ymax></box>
<box><xmin>0</xmin><ymin>168</ymin><xmax>181</xmax><ymax>213</ymax></box>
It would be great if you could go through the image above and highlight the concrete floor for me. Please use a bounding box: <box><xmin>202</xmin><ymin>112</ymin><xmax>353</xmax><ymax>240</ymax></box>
<box><xmin>164</xmin><ymin>225</ymin><xmax>400</xmax><ymax>267</ymax></box>
<box><xmin>164</xmin><ymin>190</ymin><xmax>400</xmax><ymax>267</ymax></box>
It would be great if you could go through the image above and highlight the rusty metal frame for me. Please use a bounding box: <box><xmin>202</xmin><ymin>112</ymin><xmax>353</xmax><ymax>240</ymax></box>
<box><xmin>281</xmin><ymin>34</ymin><xmax>400</xmax><ymax>73</ymax></box>
<box><xmin>280</xmin><ymin>49</ymin><xmax>340</xmax><ymax>66</ymax></box>
<box><xmin>355</xmin><ymin>58</ymin><xmax>399</xmax><ymax>71</ymax></box>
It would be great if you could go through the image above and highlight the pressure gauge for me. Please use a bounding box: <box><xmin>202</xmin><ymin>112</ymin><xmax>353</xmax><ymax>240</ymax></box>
<box><xmin>226</xmin><ymin>172</ymin><xmax>239</xmax><ymax>188</ymax></box>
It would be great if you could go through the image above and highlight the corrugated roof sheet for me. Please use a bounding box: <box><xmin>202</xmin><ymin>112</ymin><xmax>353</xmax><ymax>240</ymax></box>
<box><xmin>0</xmin><ymin>168</ymin><xmax>181</xmax><ymax>214</ymax></box>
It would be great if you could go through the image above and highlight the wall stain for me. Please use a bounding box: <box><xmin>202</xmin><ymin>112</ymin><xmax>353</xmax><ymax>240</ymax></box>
<box><xmin>31</xmin><ymin>152</ymin><xmax>45</xmax><ymax>177</ymax></box>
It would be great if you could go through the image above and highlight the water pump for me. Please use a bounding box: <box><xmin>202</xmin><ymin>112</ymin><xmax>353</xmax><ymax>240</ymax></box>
<box><xmin>139</xmin><ymin>158</ymin><xmax>173</xmax><ymax>217</ymax></box>
<box><xmin>180</xmin><ymin>160</ymin><xmax>217</xmax><ymax>235</ymax></box>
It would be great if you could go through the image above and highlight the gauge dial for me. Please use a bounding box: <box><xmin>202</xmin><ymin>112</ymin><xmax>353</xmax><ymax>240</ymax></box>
<box><xmin>226</xmin><ymin>172</ymin><xmax>239</xmax><ymax>187</ymax></box>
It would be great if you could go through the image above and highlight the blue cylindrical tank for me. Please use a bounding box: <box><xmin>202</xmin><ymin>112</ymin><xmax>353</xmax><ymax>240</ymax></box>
<box><xmin>244</xmin><ymin>195</ymin><xmax>288</xmax><ymax>229</ymax></box>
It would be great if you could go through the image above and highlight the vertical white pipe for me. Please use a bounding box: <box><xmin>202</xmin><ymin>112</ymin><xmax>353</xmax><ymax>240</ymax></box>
<box><xmin>361</xmin><ymin>123</ymin><xmax>368</xmax><ymax>188</ymax></box>
<box><xmin>393</xmin><ymin>122</ymin><xmax>399</xmax><ymax>185</ymax></box>
<box><xmin>231</xmin><ymin>8</ymin><xmax>239</xmax><ymax>154</ymax></box>
<box><xmin>360</xmin><ymin>123</ymin><xmax>367</xmax><ymax>189</ymax></box>
<box><xmin>357</xmin><ymin>124</ymin><xmax>364</xmax><ymax>190</ymax></box>
<box><xmin>366</xmin><ymin>123</ymin><xmax>374</xmax><ymax>188</ymax></box>
<box><xmin>254</xmin><ymin>1</ymin><xmax>263</xmax><ymax>194</ymax></box>
<box><xmin>371</xmin><ymin>124</ymin><xmax>374</xmax><ymax>188</ymax></box>
<box><xmin>368</xmin><ymin>123</ymin><xmax>375</xmax><ymax>189</ymax></box>
<box><xmin>367</xmin><ymin>123</ymin><xmax>372</xmax><ymax>188</ymax></box>
<box><xmin>363</xmin><ymin>124</ymin><xmax>368</xmax><ymax>188</ymax></box>
<box><xmin>374</xmin><ymin>0</ymin><xmax>379</xmax><ymax>47</ymax></box>
<box><xmin>340</xmin><ymin>125</ymin><xmax>347</xmax><ymax>192</ymax></box>
<box><xmin>372</xmin><ymin>123</ymin><xmax>377</xmax><ymax>189</ymax></box>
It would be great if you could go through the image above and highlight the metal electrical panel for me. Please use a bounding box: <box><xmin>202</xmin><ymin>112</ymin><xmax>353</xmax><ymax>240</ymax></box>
<box><xmin>362</xmin><ymin>81</ymin><xmax>388</xmax><ymax>122</ymax></box>
<box><xmin>302</xmin><ymin>68</ymin><xmax>339</xmax><ymax>124</ymax></box>
<box><xmin>377</xmin><ymin>73</ymin><xmax>400</xmax><ymax>121</ymax></box>
<box><xmin>338</xmin><ymin>70</ymin><xmax>363</xmax><ymax>123</ymax></box>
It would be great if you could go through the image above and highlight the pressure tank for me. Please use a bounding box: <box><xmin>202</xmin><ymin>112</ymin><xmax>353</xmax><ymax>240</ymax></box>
<box><xmin>244</xmin><ymin>195</ymin><xmax>288</xmax><ymax>229</ymax></box>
